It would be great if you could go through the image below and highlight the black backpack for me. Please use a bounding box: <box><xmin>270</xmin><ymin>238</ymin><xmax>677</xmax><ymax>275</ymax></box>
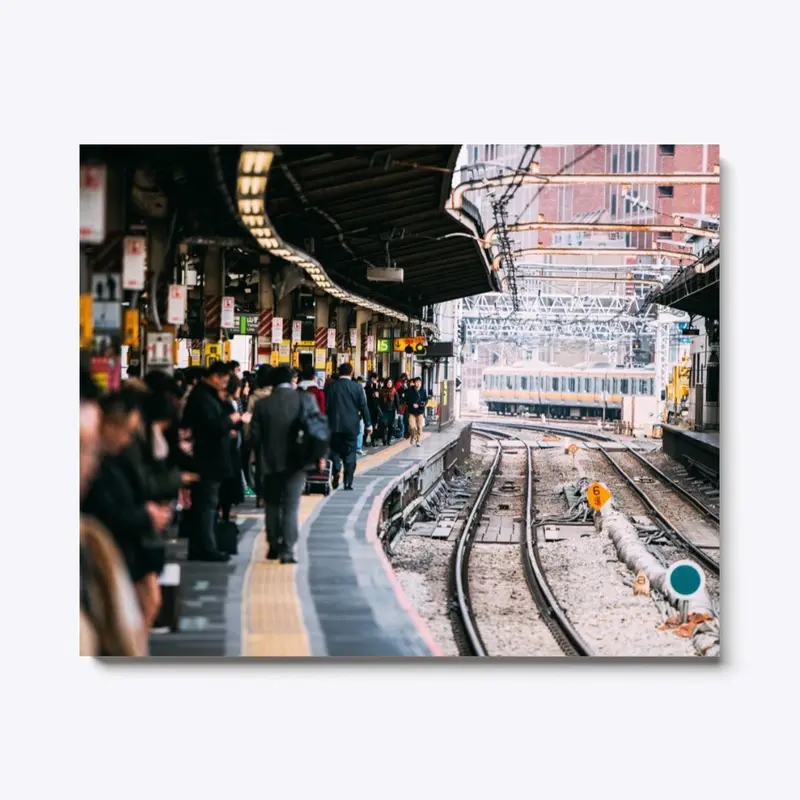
<box><xmin>293</xmin><ymin>390</ymin><xmax>330</xmax><ymax>468</ymax></box>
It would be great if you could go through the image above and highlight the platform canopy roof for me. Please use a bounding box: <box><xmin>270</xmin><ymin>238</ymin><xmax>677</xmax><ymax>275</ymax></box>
<box><xmin>646</xmin><ymin>244</ymin><xmax>719</xmax><ymax>320</ymax></box>
<box><xmin>80</xmin><ymin>145</ymin><xmax>499</xmax><ymax>318</ymax></box>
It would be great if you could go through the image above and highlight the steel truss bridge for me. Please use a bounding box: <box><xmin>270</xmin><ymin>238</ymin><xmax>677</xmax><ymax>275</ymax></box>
<box><xmin>460</xmin><ymin>292</ymin><xmax>659</xmax><ymax>343</ymax></box>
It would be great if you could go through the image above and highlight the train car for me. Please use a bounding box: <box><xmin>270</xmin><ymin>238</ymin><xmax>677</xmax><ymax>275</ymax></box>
<box><xmin>481</xmin><ymin>360</ymin><xmax>657</xmax><ymax>423</ymax></box>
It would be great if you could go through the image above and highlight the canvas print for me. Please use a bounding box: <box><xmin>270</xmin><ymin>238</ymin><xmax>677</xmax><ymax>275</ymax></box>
<box><xmin>79</xmin><ymin>145</ymin><xmax>720</xmax><ymax>658</ymax></box>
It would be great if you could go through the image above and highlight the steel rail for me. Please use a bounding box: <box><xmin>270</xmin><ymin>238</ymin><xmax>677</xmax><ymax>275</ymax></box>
<box><xmin>448</xmin><ymin>430</ymin><xmax>501</xmax><ymax>656</ymax></box>
<box><xmin>621</xmin><ymin>446</ymin><xmax>719</xmax><ymax>526</ymax></box>
<box><xmin>474</xmin><ymin>425</ymin><xmax>594</xmax><ymax>657</ymax></box>
<box><xmin>598</xmin><ymin>447</ymin><xmax>720</xmax><ymax>576</ymax></box>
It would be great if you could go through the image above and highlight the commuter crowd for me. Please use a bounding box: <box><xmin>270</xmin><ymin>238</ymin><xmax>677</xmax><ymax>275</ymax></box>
<box><xmin>79</xmin><ymin>358</ymin><xmax>429</xmax><ymax>656</ymax></box>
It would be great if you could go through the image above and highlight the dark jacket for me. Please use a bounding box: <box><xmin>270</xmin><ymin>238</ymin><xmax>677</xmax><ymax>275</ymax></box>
<box><xmin>404</xmin><ymin>386</ymin><xmax>428</xmax><ymax>415</ymax></box>
<box><xmin>251</xmin><ymin>385</ymin><xmax>313</xmax><ymax>475</ymax></box>
<box><xmin>366</xmin><ymin>381</ymin><xmax>381</xmax><ymax>422</ymax></box>
<box><xmin>325</xmin><ymin>376</ymin><xmax>371</xmax><ymax>436</ymax></box>
<box><xmin>181</xmin><ymin>381</ymin><xmax>234</xmax><ymax>481</ymax></box>
<box><xmin>82</xmin><ymin>454</ymin><xmax>165</xmax><ymax>583</ymax></box>
<box><xmin>378</xmin><ymin>388</ymin><xmax>400</xmax><ymax>414</ymax></box>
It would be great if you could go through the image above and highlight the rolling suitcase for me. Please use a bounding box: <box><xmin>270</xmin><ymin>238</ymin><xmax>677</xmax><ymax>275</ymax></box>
<box><xmin>304</xmin><ymin>458</ymin><xmax>332</xmax><ymax>496</ymax></box>
<box><xmin>215</xmin><ymin>519</ymin><xmax>239</xmax><ymax>556</ymax></box>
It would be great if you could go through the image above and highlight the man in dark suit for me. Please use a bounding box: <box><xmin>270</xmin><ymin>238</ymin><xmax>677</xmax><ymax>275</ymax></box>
<box><xmin>181</xmin><ymin>362</ymin><xmax>240</xmax><ymax>561</ymax></box>
<box><xmin>324</xmin><ymin>363</ymin><xmax>372</xmax><ymax>491</ymax></box>
<box><xmin>250</xmin><ymin>366</ymin><xmax>319</xmax><ymax>563</ymax></box>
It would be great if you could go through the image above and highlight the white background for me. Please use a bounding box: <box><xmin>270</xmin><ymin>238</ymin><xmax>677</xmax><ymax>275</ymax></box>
<box><xmin>1</xmin><ymin>1</ymin><xmax>797</xmax><ymax>798</ymax></box>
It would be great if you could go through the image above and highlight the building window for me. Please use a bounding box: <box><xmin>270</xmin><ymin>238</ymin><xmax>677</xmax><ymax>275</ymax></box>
<box><xmin>658</xmin><ymin>185</ymin><xmax>674</xmax><ymax>198</ymax></box>
<box><xmin>633</xmin><ymin>149</ymin><xmax>640</xmax><ymax>171</ymax></box>
<box><xmin>612</xmin><ymin>153</ymin><xmax>618</xmax><ymax>173</ymax></box>
<box><xmin>626</xmin><ymin>151</ymin><xmax>632</xmax><ymax>172</ymax></box>
<box><xmin>659</xmin><ymin>145</ymin><xmax>675</xmax><ymax>156</ymax></box>
<box><xmin>610</xmin><ymin>194</ymin><xmax>617</xmax><ymax>216</ymax></box>
<box><xmin>625</xmin><ymin>232</ymin><xmax>631</xmax><ymax>247</ymax></box>
<box><xmin>472</xmin><ymin>146</ymin><xmax>478</xmax><ymax>162</ymax></box>
<box><xmin>658</xmin><ymin>230</ymin><xmax>673</xmax><ymax>240</ymax></box>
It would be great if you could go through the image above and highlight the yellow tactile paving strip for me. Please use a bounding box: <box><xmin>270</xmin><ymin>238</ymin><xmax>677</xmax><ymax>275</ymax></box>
<box><xmin>241</xmin><ymin>438</ymin><xmax>412</xmax><ymax>656</ymax></box>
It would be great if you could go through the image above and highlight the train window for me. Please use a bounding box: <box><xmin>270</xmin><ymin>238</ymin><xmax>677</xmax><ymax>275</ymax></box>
<box><xmin>568</xmin><ymin>377</ymin><xmax>576</xmax><ymax>392</ymax></box>
<box><xmin>521</xmin><ymin>376</ymin><xmax>528</xmax><ymax>390</ymax></box>
<box><xmin>506</xmin><ymin>376</ymin><xmax>513</xmax><ymax>390</ymax></box>
<box><xmin>620</xmin><ymin>378</ymin><xmax>629</xmax><ymax>394</ymax></box>
<box><xmin>650</xmin><ymin>378</ymin><xmax>655</xmax><ymax>396</ymax></box>
<box><xmin>584</xmin><ymin>378</ymin><xmax>591</xmax><ymax>393</ymax></box>
<box><xmin>638</xmin><ymin>379</ymin><xmax>649</xmax><ymax>395</ymax></box>
<box><xmin>612</xmin><ymin>379</ymin><xmax>618</xmax><ymax>394</ymax></box>
<box><xmin>552</xmin><ymin>377</ymin><xmax>559</xmax><ymax>391</ymax></box>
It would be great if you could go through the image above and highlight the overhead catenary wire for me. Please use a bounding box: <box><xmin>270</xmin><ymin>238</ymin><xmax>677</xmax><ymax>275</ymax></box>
<box><xmin>512</xmin><ymin>144</ymin><xmax>603</xmax><ymax>225</ymax></box>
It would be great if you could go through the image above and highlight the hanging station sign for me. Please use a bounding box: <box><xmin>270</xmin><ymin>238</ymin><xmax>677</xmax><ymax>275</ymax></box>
<box><xmin>234</xmin><ymin>314</ymin><xmax>260</xmax><ymax>335</ymax></box>
<box><xmin>122</xmin><ymin>236</ymin><xmax>147</xmax><ymax>290</ymax></box>
<box><xmin>221</xmin><ymin>296</ymin><xmax>236</xmax><ymax>329</ymax></box>
<box><xmin>272</xmin><ymin>317</ymin><xmax>284</xmax><ymax>344</ymax></box>
<box><xmin>80</xmin><ymin>165</ymin><xmax>107</xmax><ymax>245</ymax></box>
<box><xmin>91</xmin><ymin>273</ymin><xmax>122</xmax><ymax>332</ymax></box>
<box><xmin>167</xmin><ymin>285</ymin><xmax>187</xmax><ymax>325</ymax></box>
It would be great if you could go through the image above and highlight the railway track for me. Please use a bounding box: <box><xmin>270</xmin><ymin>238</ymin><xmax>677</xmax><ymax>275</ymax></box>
<box><xmin>448</xmin><ymin>427</ymin><xmax>592</xmax><ymax>657</ymax></box>
<box><xmin>598</xmin><ymin>448</ymin><xmax>720</xmax><ymax>575</ymax></box>
<box><xmin>477</xmin><ymin>419</ymin><xmax>720</xmax><ymax>577</ymax></box>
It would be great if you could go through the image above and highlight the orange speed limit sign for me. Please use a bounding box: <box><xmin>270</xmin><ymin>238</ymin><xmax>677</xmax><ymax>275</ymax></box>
<box><xmin>567</xmin><ymin>443</ymin><xmax>579</xmax><ymax>455</ymax></box>
<box><xmin>587</xmin><ymin>481</ymin><xmax>611</xmax><ymax>511</ymax></box>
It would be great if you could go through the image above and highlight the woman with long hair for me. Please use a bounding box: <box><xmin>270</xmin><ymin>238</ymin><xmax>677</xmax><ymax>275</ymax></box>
<box><xmin>378</xmin><ymin>377</ymin><xmax>400</xmax><ymax>447</ymax></box>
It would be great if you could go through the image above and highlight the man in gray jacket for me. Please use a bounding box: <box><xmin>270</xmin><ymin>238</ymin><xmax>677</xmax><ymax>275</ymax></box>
<box><xmin>324</xmin><ymin>363</ymin><xmax>372</xmax><ymax>490</ymax></box>
<box><xmin>250</xmin><ymin>366</ymin><xmax>319</xmax><ymax>563</ymax></box>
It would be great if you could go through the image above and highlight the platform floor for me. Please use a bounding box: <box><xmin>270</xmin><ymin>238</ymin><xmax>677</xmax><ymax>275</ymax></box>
<box><xmin>662</xmin><ymin>425</ymin><xmax>720</xmax><ymax>452</ymax></box>
<box><xmin>149</xmin><ymin>423</ymin><xmax>467</xmax><ymax>658</ymax></box>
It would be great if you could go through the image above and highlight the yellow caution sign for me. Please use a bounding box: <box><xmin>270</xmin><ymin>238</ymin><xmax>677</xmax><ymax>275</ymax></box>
<box><xmin>205</xmin><ymin>342</ymin><xmax>222</xmax><ymax>365</ymax></box>
<box><xmin>270</xmin><ymin>350</ymin><xmax>280</xmax><ymax>367</ymax></box>
<box><xmin>190</xmin><ymin>348</ymin><xmax>201</xmax><ymax>365</ymax></box>
<box><xmin>223</xmin><ymin>340</ymin><xmax>231</xmax><ymax>362</ymax></box>
<box><xmin>123</xmin><ymin>309</ymin><xmax>140</xmax><ymax>347</ymax></box>
<box><xmin>587</xmin><ymin>481</ymin><xmax>612</xmax><ymax>511</ymax></box>
<box><xmin>567</xmin><ymin>443</ymin><xmax>579</xmax><ymax>456</ymax></box>
<box><xmin>80</xmin><ymin>294</ymin><xmax>93</xmax><ymax>349</ymax></box>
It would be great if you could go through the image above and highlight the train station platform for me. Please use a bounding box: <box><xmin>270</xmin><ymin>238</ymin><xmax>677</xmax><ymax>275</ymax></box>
<box><xmin>148</xmin><ymin>422</ymin><xmax>471</xmax><ymax>658</ymax></box>
<box><xmin>661</xmin><ymin>424</ymin><xmax>720</xmax><ymax>474</ymax></box>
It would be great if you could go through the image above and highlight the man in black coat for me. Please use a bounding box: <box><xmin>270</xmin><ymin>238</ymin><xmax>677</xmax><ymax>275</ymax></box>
<box><xmin>324</xmin><ymin>363</ymin><xmax>372</xmax><ymax>490</ymax></box>
<box><xmin>181</xmin><ymin>362</ymin><xmax>240</xmax><ymax>561</ymax></box>
<box><xmin>250</xmin><ymin>366</ymin><xmax>323</xmax><ymax>563</ymax></box>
